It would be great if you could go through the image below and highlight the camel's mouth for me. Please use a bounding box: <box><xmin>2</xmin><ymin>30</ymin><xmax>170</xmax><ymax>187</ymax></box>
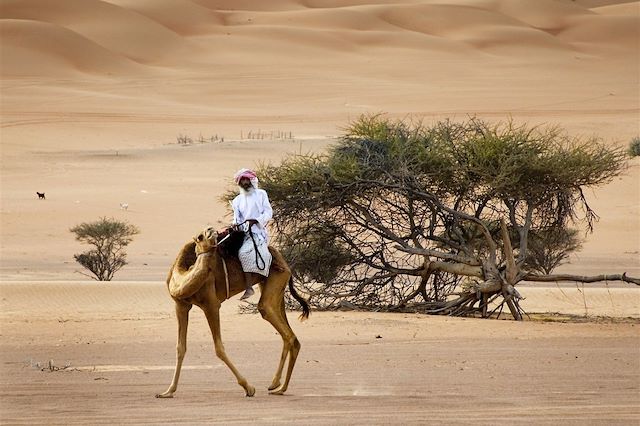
<box><xmin>193</xmin><ymin>227</ymin><xmax>219</xmax><ymax>255</ymax></box>
<box><xmin>194</xmin><ymin>227</ymin><xmax>217</xmax><ymax>243</ymax></box>
<box><xmin>204</xmin><ymin>226</ymin><xmax>217</xmax><ymax>241</ymax></box>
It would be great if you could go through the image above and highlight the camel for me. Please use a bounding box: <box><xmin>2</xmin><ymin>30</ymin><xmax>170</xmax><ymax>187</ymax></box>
<box><xmin>156</xmin><ymin>226</ymin><xmax>310</xmax><ymax>398</ymax></box>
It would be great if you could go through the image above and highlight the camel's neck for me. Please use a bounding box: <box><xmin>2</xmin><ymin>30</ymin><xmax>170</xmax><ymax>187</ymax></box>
<box><xmin>169</xmin><ymin>243</ymin><xmax>217</xmax><ymax>299</ymax></box>
<box><xmin>183</xmin><ymin>249</ymin><xmax>216</xmax><ymax>276</ymax></box>
<box><xmin>174</xmin><ymin>241</ymin><xmax>197</xmax><ymax>272</ymax></box>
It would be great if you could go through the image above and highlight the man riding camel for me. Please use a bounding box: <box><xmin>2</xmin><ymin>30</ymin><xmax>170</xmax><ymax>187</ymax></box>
<box><xmin>231</xmin><ymin>168</ymin><xmax>273</xmax><ymax>300</ymax></box>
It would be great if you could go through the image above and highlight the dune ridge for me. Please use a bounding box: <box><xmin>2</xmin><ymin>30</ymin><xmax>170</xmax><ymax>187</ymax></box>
<box><xmin>1</xmin><ymin>0</ymin><xmax>638</xmax><ymax>78</ymax></box>
<box><xmin>0</xmin><ymin>19</ymin><xmax>146</xmax><ymax>77</ymax></box>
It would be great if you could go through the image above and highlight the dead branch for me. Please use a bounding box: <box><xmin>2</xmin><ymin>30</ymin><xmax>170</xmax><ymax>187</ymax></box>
<box><xmin>394</xmin><ymin>245</ymin><xmax>481</xmax><ymax>266</ymax></box>
<box><xmin>524</xmin><ymin>272</ymin><xmax>640</xmax><ymax>286</ymax></box>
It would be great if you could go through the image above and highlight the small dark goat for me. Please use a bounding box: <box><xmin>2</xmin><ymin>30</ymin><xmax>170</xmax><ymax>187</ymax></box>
<box><xmin>36</xmin><ymin>192</ymin><xmax>46</xmax><ymax>200</ymax></box>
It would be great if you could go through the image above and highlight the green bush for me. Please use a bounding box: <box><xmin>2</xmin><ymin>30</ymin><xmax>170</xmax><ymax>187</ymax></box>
<box><xmin>70</xmin><ymin>217</ymin><xmax>139</xmax><ymax>281</ymax></box>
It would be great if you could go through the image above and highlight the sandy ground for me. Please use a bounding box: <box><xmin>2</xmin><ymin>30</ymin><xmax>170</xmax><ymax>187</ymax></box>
<box><xmin>1</xmin><ymin>0</ymin><xmax>639</xmax><ymax>424</ymax></box>
<box><xmin>0</xmin><ymin>282</ymin><xmax>639</xmax><ymax>425</ymax></box>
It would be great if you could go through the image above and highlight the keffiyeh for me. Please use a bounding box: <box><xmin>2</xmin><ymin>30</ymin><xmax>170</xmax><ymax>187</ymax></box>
<box><xmin>234</xmin><ymin>168</ymin><xmax>259</xmax><ymax>188</ymax></box>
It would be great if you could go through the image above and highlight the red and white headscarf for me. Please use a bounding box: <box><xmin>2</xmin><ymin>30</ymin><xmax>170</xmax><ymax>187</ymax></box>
<box><xmin>234</xmin><ymin>168</ymin><xmax>259</xmax><ymax>188</ymax></box>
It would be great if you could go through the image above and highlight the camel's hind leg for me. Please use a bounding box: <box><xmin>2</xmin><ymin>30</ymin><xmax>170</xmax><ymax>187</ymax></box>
<box><xmin>262</xmin><ymin>295</ymin><xmax>288</xmax><ymax>392</ymax></box>
<box><xmin>258</xmin><ymin>274</ymin><xmax>301</xmax><ymax>395</ymax></box>
<box><xmin>201</xmin><ymin>301</ymin><xmax>255</xmax><ymax>397</ymax></box>
<box><xmin>156</xmin><ymin>301</ymin><xmax>191</xmax><ymax>398</ymax></box>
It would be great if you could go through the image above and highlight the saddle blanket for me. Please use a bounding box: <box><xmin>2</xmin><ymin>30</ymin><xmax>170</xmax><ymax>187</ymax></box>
<box><xmin>238</xmin><ymin>232</ymin><xmax>272</xmax><ymax>277</ymax></box>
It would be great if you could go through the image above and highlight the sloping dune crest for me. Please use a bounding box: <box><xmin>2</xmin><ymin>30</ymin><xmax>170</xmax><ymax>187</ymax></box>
<box><xmin>192</xmin><ymin>0</ymin><xmax>306</xmax><ymax>11</ymax></box>
<box><xmin>0</xmin><ymin>19</ymin><xmax>144</xmax><ymax>77</ymax></box>
<box><xmin>591</xmin><ymin>1</ymin><xmax>640</xmax><ymax>15</ymax></box>
<box><xmin>0</xmin><ymin>0</ymin><xmax>194</xmax><ymax>69</ymax></box>
<box><xmin>558</xmin><ymin>13</ymin><xmax>639</xmax><ymax>49</ymax></box>
<box><xmin>1</xmin><ymin>0</ymin><xmax>638</xmax><ymax>78</ymax></box>
<box><xmin>105</xmin><ymin>0</ymin><xmax>227</xmax><ymax>36</ymax></box>
<box><xmin>375</xmin><ymin>3</ymin><xmax>577</xmax><ymax>51</ymax></box>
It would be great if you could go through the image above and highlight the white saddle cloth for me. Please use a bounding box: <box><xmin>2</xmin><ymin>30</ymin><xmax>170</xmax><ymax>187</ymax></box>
<box><xmin>237</xmin><ymin>232</ymin><xmax>272</xmax><ymax>277</ymax></box>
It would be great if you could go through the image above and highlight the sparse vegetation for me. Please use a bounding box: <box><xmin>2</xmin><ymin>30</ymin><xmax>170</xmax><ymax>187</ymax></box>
<box><xmin>70</xmin><ymin>217</ymin><xmax>139</xmax><ymax>281</ymax></box>
<box><xmin>241</xmin><ymin>129</ymin><xmax>294</xmax><ymax>140</ymax></box>
<box><xmin>31</xmin><ymin>359</ymin><xmax>75</xmax><ymax>372</ymax></box>
<box><xmin>176</xmin><ymin>133</ymin><xmax>223</xmax><ymax>145</ymax></box>
<box><xmin>628</xmin><ymin>136</ymin><xmax>640</xmax><ymax>157</ymax></box>
<box><xmin>176</xmin><ymin>130</ymin><xmax>294</xmax><ymax>145</ymax></box>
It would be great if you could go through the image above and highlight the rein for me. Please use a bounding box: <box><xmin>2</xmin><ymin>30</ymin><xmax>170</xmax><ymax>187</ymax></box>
<box><xmin>230</xmin><ymin>220</ymin><xmax>267</xmax><ymax>271</ymax></box>
<box><xmin>246</xmin><ymin>222</ymin><xmax>267</xmax><ymax>271</ymax></box>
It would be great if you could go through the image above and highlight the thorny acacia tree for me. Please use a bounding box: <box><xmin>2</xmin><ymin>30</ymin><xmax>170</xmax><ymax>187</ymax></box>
<box><xmin>257</xmin><ymin>116</ymin><xmax>637</xmax><ymax>319</ymax></box>
<box><xmin>71</xmin><ymin>217</ymin><xmax>140</xmax><ymax>281</ymax></box>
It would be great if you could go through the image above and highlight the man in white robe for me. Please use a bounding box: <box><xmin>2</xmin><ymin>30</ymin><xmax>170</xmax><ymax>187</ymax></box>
<box><xmin>231</xmin><ymin>168</ymin><xmax>273</xmax><ymax>299</ymax></box>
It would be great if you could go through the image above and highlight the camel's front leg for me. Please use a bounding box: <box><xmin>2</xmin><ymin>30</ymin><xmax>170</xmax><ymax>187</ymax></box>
<box><xmin>156</xmin><ymin>301</ymin><xmax>192</xmax><ymax>398</ymax></box>
<box><xmin>202</xmin><ymin>301</ymin><xmax>255</xmax><ymax>397</ymax></box>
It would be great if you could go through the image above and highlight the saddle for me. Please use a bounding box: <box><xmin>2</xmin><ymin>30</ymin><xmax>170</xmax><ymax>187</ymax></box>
<box><xmin>216</xmin><ymin>227</ymin><xmax>245</xmax><ymax>259</ymax></box>
<box><xmin>216</xmin><ymin>227</ymin><xmax>286</xmax><ymax>273</ymax></box>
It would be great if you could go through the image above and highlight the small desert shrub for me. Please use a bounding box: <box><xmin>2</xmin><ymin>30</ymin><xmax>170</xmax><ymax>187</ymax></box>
<box><xmin>70</xmin><ymin>217</ymin><xmax>139</xmax><ymax>281</ymax></box>
<box><xmin>628</xmin><ymin>136</ymin><xmax>640</xmax><ymax>157</ymax></box>
<box><xmin>524</xmin><ymin>228</ymin><xmax>583</xmax><ymax>275</ymax></box>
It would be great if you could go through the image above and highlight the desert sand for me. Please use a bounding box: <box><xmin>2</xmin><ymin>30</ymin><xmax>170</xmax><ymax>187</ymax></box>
<box><xmin>0</xmin><ymin>282</ymin><xmax>639</xmax><ymax>425</ymax></box>
<box><xmin>1</xmin><ymin>0</ymin><xmax>639</xmax><ymax>424</ymax></box>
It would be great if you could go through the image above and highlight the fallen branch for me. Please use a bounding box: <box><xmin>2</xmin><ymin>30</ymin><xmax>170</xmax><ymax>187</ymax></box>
<box><xmin>524</xmin><ymin>272</ymin><xmax>640</xmax><ymax>286</ymax></box>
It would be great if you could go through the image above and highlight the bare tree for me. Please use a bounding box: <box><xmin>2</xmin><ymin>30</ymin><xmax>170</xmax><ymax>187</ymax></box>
<box><xmin>252</xmin><ymin>115</ymin><xmax>637</xmax><ymax>319</ymax></box>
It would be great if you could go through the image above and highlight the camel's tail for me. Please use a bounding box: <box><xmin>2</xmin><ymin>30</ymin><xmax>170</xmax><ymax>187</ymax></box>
<box><xmin>288</xmin><ymin>276</ymin><xmax>310</xmax><ymax>321</ymax></box>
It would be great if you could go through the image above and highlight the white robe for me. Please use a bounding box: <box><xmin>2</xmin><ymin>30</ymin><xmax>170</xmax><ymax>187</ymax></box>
<box><xmin>232</xmin><ymin>188</ymin><xmax>273</xmax><ymax>276</ymax></box>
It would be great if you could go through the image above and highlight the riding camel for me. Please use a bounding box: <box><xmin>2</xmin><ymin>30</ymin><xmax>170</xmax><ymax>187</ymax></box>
<box><xmin>156</xmin><ymin>226</ymin><xmax>310</xmax><ymax>398</ymax></box>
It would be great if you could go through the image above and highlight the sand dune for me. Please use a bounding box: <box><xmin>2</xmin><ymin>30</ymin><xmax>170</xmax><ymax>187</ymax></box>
<box><xmin>1</xmin><ymin>0</ymin><xmax>638</xmax><ymax>79</ymax></box>
<box><xmin>592</xmin><ymin>1</ymin><xmax>640</xmax><ymax>15</ymax></box>
<box><xmin>192</xmin><ymin>0</ymin><xmax>306</xmax><ymax>12</ymax></box>
<box><xmin>558</xmin><ymin>14</ymin><xmax>639</xmax><ymax>49</ymax></box>
<box><xmin>105</xmin><ymin>0</ymin><xmax>227</xmax><ymax>36</ymax></box>
<box><xmin>579</xmin><ymin>0</ymin><xmax>638</xmax><ymax>7</ymax></box>
<box><xmin>491</xmin><ymin>0</ymin><xmax>592</xmax><ymax>29</ymax></box>
<box><xmin>0</xmin><ymin>19</ymin><xmax>145</xmax><ymax>77</ymax></box>
<box><xmin>0</xmin><ymin>0</ymin><xmax>193</xmax><ymax>65</ymax></box>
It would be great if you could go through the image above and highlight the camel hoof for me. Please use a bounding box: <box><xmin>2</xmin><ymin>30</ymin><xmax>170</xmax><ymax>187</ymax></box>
<box><xmin>245</xmin><ymin>386</ymin><xmax>256</xmax><ymax>397</ymax></box>
<box><xmin>268</xmin><ymin>382</ymin><xmax>281</xmax><ymax>391</ymax></box>
<box><xmin>155</xmin><ymin>393</ymin><xmax>174</xmax><ymax>399</ymax></box>
<box><xmin>269</xmin><ymin>388</ymin><xmax>286</xmax><ymax>396</ymax></box>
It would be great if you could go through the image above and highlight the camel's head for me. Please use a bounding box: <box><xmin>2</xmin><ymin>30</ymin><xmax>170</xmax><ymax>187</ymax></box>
<box><xmin>194</xmin><ymin>226</ymin><xmax>218</xmax><ymax>255</ymax></box>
